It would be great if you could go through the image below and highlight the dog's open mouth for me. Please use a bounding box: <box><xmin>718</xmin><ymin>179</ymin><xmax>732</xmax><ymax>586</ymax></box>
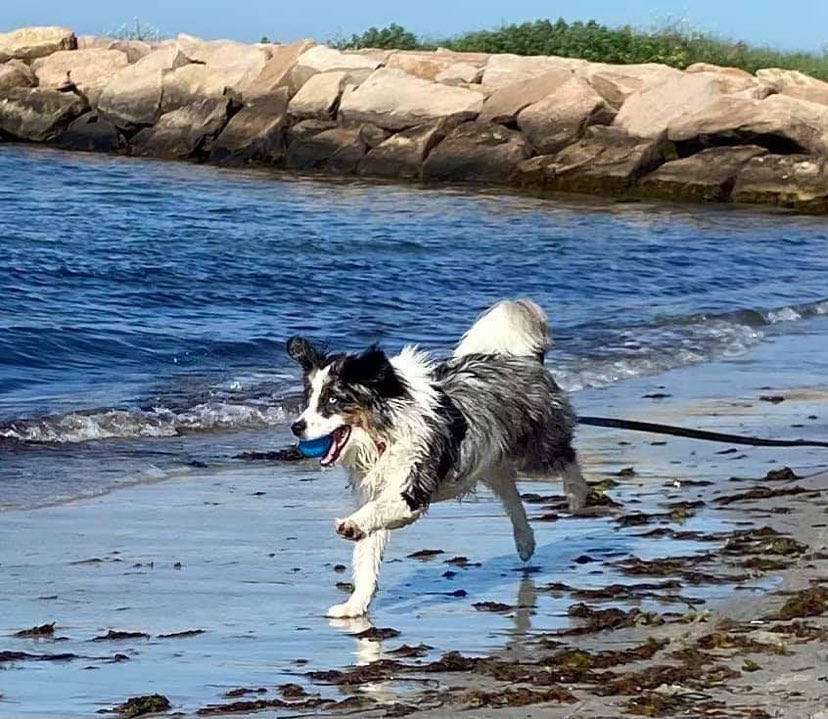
<box><xmin>321</xmin><ymin>426</ymin><xmax>351</xmax><ymax>467</ymax></box>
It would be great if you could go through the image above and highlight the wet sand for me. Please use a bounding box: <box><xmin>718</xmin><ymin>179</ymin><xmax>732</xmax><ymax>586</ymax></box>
<box><xmin>2</xmin><ymin>335</ymin><xmax>827</xmax><ymax>717</ymax></box>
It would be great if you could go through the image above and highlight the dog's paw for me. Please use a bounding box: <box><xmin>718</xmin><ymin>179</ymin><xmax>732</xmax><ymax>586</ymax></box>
<box><xmin>327</xmin><ymin>601</ymin><xmax>368</xmax><ymax>619</ymax></box>
<box><xmin>515</xmin><ymin>528</ymin><xmax>536</xmax><ymax>562</ymax></box>
<box><xmin>334</xmin><ymin>518</ymin><xmax>365</xmax><ymax>542</ymax></box>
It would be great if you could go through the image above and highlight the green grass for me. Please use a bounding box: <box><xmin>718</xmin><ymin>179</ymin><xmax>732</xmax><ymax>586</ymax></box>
<box><xmin>332</xmin><ymin>19</ymin><xmax>828</xmax><ymax>81</ymax></box>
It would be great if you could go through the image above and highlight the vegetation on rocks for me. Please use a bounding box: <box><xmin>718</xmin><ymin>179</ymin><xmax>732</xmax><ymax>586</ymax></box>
<box><xmin>334</xmin><ymin>18</ymin><xmax>828</xmax><ymax>81</ymax></box>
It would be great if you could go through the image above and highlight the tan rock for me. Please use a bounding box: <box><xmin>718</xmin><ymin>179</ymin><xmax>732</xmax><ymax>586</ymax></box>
<box><xmin>733</xmin><ymin>153</ymin><xmax>828</xmax><ymax>211</ymax></box>
<box><xmin>0</xmin><ymin>26</ymin><xmax>77</xmax><ymax>62</ymax></box>
<box><xmin>285</xmin><ymin>125</ymin><xmax>368</xmax><ymax>173</ymax></box>
<box><xmin>296</xmin><ymin>45</ymin><xmax>383</xmax><ymax>73</ymax></box>
<box><xmin>131</xmin><ymin>97</ymin><xmax>231</xmax><ymax>158</ymax></box>
<box><xmin>638</xmin><ymin>146</ymin><xmax>768</xmax><ymax>202</ymax></box>
<box><xmin>161</xmin><ymin>64</ymin><xmax>232</xmax><ymax>113</ymax></box>
<box><xmin>481</xmin><ymin>53</ymin><xmax>587</xmax><ymax>89</ymax></box>
<box><xmin>422</xmin><ymin>121</ymin><xmax>530</xmax><ymax>183</ymax></box>
<box><xmin>435</xmin><ymin>63</ymin><xmax>483</xmax><ymax>86</ymax></box>
<box><xmin>0</xmin><ymin>87</ymin><xmax>88</xmax><ymax>141</ymax></box>
<box><xmin>513</xmin><ymin>126</ymin><xmax>674</xmax><ymax>195</ymax></box>
<box><xmin>667</xmin><ymin>93</ymin><xmax>828</xmax><ymax>156</ymax></box>
<box><xmin>287</xmin><ymin>71</ymin><xmax>348</xmax><ymax>119</ymax></box>
<box><xmin>97</xmin><ymin>46</ymin><xmax>188</xmax><ymax>126</ymax></box>
<box><xmin>108</xmin><ymin>40</ymin><xmax>153</xmax><ymax>64</ymax></box>
<box><xmin>756</xmin><ymin>68</ymin><xmax>828</xmax><ymax>106</ymax></box>
<box><xmin>478</xmin><ymin>68</ymin><xmax>574</xmax><ymax>124</ymax></box>
<box><xmin>76</xmin><ymin>35</ymin><xmax>111</xmax><ymax>50</ymax></box>
<box><xmin>0</xmin><ymin>60</ymin><xmax>36</xmax><ymax>91</ymax></box>
<box><xmin>210</xmin><ymin>89</ymin><xmax>289</xmax><ymax>165</ymax></box>
<box><xmin>174</xmin><ymin>34</ymin><xmax>270</xmax><ymax>93</ymax></box>
<box><xmin>339</xmin><ymin>68</ymin><xmax>483</xmax><ymax>131</ymax></box>
<box><xmin>517</xmin><ymin>77</ymin><xmax>615</xmax><ymax>154</ymax></box>
<box><xmin>583</xmin><ymin>63</ymin><xmax>683</xmax><ymax>109</ymax></box>
<box><xmin>32</xmin><ymin>49</ymin><xmax>129</xmax><ymax>104</ymax></box>
<box><xmin>244</xmin><ymin>39</ymin><xmax>315</xmax><ymax>99</ymax></box>
<box><xmin>686</xmin><ymin>62</ymin><xmax>755</xmax><ymax>79</ymax></box>
<box><xmin>613</xmin><ymin>72</ymin><xmax>725</xmax><ymax>139</ymax></box>
<box><xmin>359</xmin><ymin>121</ymin><xmax>449</xmax><ymax>179</ymax></box>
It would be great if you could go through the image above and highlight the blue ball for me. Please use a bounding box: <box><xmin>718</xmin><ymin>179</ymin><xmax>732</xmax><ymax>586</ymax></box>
<box><xmin>298</xmin><ymin>434</ymin><xmax>333</xmax><ymax>458</ymax></box>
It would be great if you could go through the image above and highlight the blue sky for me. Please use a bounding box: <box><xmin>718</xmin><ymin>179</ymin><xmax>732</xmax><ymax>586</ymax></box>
<box><xmin>4</xmin><ymin>1</ymin><xmax>826</xmax><ymax>52</ymax></box>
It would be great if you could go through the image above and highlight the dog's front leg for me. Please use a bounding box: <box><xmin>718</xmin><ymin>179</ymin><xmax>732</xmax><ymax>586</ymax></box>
<box><xmin>327</xmin><ymin>529</ymin><xmax>389</xmax><ymax>618</ymax></box>
<box><xmin>336</xmin><ymin>493</ymin><xmax>423</xmax><ymax>540</ymax></box>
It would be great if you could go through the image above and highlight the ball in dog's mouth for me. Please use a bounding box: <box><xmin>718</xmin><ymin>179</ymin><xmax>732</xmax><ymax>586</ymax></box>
<box><xmin>320</xmin><ymin>426</ymin><xmax>351</xmax><ymax>467</ymax></box>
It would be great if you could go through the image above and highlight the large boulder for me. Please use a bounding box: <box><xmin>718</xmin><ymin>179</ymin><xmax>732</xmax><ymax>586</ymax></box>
<box><xmin>32</xmin><ymin>49</ymin><xmax>130</xmax><ymax>104</ymax></box>
<box><xmin>667</xmin><ymin>93</ymin><xmax>828</xmax><ymax>156</ymax></box>
<box><xmin>130</xmin><ymin>97</ymin><xmax>232</xmax><ymax>158</ymax></box>
<box><xmin>107</xmin><ymin>40</ymin><xmax>153</xmax><ymax>64</ymax></box>
<box><xmin>244</xmin><ymin>39</ymin><xmax>315</xmax><ymax>99</ymax></box>
<box><xmin>0</xmin><ymin>87</ymin><xmax>88</xmax><ymax>141</ymax></box>
<box><xmin>359</xmin><ymin>121</ymin><xmax>450</xmax><ymax>179</ymax></box>
<box><xmin>422</xmin><ymin>121</ymin><xmax>530</xmax><ymax>183</ymax></box>
<box><xmin>435</xmin><ymin>63</ymin><xmax>483</xmax><ymax>86</ymax></box>
<box><xmin>638</xmin><ymin>146</ymin><xmax>768</xmax><ymax>202</ymax></box>
<box><xmin>613</xmin><ymin>73</ymin><xmax>725</xmax><ymax>139</ymax></box>
<box><xmin>582</xmin><ymin>63</ymin><xmax>683</xmax><ymax>109</ymax></box>
<box><xmin>210</xmin><ymin>89</ymin><xmax>289</xmax><ymax>165</ymax></box>
<box><xmin>513</xmin><ymin>126</ymin><xmax>674</xmax><ymax>195</ymax></box>
<box><xmin>295</xmin><ymin>45</ymin><xmax>383</xmax><ymax>74</ymax></box>
<box><xmin>387</xmin><ymin>50</ymin><xmax>487</xmax><ymax>82</ymax></box>
<box><xmin>0</xmin><ymin>26</ymin><xmax>76</xmax><ymax>62</ymax></box>
<box><xmin>732</xmin><ymin>154</ymin><xmax>828</xmax><ymax>212</ymax></box>
<box><xmin>756</xmin><ymin>68</ymin><xmax>828</xmax><ymax>106</ymax></box>
<box><xmin>52</xmin><ymin>112</ymin><xmax>123</xmax><ymax>153</ymax></box>
<box><xmin>174</xmin><ymin>34</ymin><xmax>270</xmax><ymax>94</ymax></box>
<box><xmin>160</xmin><ymin>64</ymin><xmax>234</xmax><ymax>113</ymax></box>
<box><xmin>481</xmin><ymin>53</ymin><xmax>586</xmax><ymax>89</ymax></box>
<box><xmin>287</xmin><ymin>70</ymin><xmax>347</xmax><ymax>119</ymax></box>
<box><xmin>478</xmin><ymin>68</ymin><xmax>573</xmax><ymax>124</ymax></box>
<box><xmin>339</xmin><ymin>68</ymin><xmax>483</xmax><ymax>131</ymax></box>
<box><xmin>517</xmin><ymin>77</ymin><xmax>615</xmax><ymax>154</ymax></box>
<box><xmin>97</xmin><ymin>46</ymin><xmax>188</xmax><ymax>127</ymax></box>
<box><xmin>0</xmin><ymin>60</ymin><xmax>36</xmax><ymax>90</ymax></box>
<box><xmin>285</xmin><ymin>125</ymin><xmax>368</xmax><ymax>173</ymax></box>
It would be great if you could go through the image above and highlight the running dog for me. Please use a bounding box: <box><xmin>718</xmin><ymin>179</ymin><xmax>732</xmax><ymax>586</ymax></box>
<box><xmin>287</xmin><ymin>299</ymin><xmax>587</xmax><ymax>618</ymax></box>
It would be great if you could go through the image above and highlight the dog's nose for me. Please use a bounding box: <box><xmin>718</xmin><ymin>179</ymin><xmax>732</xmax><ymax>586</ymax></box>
<box><xmin>291</xmin><ymin>418</ymin><xmax>307</xmax><ymax>437</ymax></box>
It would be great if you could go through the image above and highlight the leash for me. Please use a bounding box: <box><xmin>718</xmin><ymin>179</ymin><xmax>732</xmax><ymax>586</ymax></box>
<box><xmin>577</xmin><ymin>416</ymin><xmax>828</xmax><ymax>448</ymax></box>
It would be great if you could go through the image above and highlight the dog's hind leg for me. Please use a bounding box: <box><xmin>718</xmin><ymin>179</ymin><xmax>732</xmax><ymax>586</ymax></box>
<box><xmin>557</xmin><ymin>454</ymin><xmax>588</xmax><ymax>513</ymax></box>
<box><xmin>327</xmin><ymin>529</ymin><xmax>389</xmax><ymax>619</ymax></box>
<box><xmin>485</xmin><ymin>468</ymin><xmax>535</xmax><ymax>562</ymax></box>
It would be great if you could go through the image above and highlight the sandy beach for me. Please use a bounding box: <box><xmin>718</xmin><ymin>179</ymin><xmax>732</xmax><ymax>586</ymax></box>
<box><xmin>2</xmin><ymin>324</ymin><xmax>826</xmax><ymax>718</ymax></box>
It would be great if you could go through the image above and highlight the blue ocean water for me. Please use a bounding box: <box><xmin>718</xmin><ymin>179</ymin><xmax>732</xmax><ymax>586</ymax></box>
<box><xmin>1</xmin><ymin>144</ymin><xmax>827</xmax><ymax>507</ymax></box>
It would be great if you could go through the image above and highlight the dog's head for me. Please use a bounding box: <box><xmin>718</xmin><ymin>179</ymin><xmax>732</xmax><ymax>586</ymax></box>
<box><xmin>286</xmin><ymin>337</ymin><xmax>408</xmax><ymax>467</ymax></box>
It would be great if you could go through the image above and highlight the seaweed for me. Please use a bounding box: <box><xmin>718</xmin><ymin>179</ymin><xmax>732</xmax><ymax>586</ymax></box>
<box><xmin>353</xmin><ymin>627</ymin><xmax>400</xmax><ymax>641</ymax></box>
<box><xmin>472</xmin><ymin>601</ymin><xmax>513</xmax><ymax>612</ymax></box>
<box><xmin>714</xmin><ymin>485</ymin><xmax>813</xmax><ymax>505</ymax></box>
<box><xmin>387</xmin><ymin>643</ymin><xmax>432</xmax><ymax>658</ymax></box>
<box><xmin>775</xmin><ymin>586</ymin><xmax>828</xmax><ymax>619</ymax></box>
<box><xmin>92</xmin><ymin>630</ymin><xmax>150</xmax><ymax>642</ymax></box>
<box><xmin>116</xmin><ymin>694</ymin><xmax>171</xmax><ymax>718</ymax></box>
<box><xmin>407</xmin><ymin>549</ymin><xmax>444</xmax><ymax>560</ymax></box>
<box><xmin>14</xmin><ymin>623</ymin><xmax>55</xmax><ymax>638</ymax></box>
<box><xmin>156</xmin><ymin>629</ymin><xmax>205</xmax><ymax>639</ymax></box>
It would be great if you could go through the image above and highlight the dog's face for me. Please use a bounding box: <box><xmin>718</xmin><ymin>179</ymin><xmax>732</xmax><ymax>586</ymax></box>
<box><xmin>286</xmin><ymin>337</ymin><xmax>408</xmax><ymax>467</ymax></box>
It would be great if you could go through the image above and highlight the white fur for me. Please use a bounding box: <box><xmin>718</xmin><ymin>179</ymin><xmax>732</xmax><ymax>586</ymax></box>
<box><xmin>298</xmin><ymin>365</ymin><xmax>342</xmax><ymax>439</ymax></box>
<box><xmin>454</xmin><ymin>299</ymin><xmax>551</xmax><ymax>359</ymax></box>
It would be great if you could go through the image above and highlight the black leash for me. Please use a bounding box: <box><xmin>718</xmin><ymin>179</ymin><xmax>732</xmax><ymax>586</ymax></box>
<box><xmin>578</xmin><ymin>416</ymin><xmax>828</xmax><ymax>449</ymax></box>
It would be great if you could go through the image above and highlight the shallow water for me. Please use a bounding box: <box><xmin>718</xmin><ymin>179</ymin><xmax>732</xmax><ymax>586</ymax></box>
<box><xmin>1</xmin><ymin>144</ymin><xmax>827</xmax><ymax>507</ymax></box>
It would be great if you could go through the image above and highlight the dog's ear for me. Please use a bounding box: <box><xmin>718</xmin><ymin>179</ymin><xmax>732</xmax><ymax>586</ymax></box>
<box><xmin>340</xmin><ymin>345</ymin><xmax>407</xmax><ymax>398</ymax></box>
<box><xmin>286</xmin><ymin>336</ymin><xmax>325</xmax><ymax>372</ymax></box>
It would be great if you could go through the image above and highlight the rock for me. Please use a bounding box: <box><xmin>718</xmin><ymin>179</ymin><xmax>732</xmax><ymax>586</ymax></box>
<box><xmin>161</xmin><ymin>64</ymin><xmax>234</xmax><ymax>113</ymax></box>
<box><xmin>285</xmin><ymin>125</ymin><xmax>367</xmax><ymax>173</ymax></box>
<box><xmin>107</xmin><ymin>40</ymin><xmax>153</xmax><ymax>64</ymax></box>
<box><xmin>614</xmin><ymin>72</ymin><xmax>725</xmax><ymax>139</ymax></box>
<box><xmin>0</xmin><ymin>26</ymin><xmax>77</xmax><ymax>62</ymax></box>
<box><xmin>387</xmin><ymin>51</ymin><xmax>486</xmax><ymax>82</ymax></box>
<box><xmin>359</xmin><ymin>121</ymin><xmax>450</xmax><ymax>179</ymax></box>
<box><xmin>76</xmin><ymin>35</ymin><xmax>112</xmax><ymax>51</ymax></box>
<box><xmin>244</xmin><ymin>39</ymin><xmax>315</xmax><ymax>99</ymax></box>
<box><xmin>481</xmin><ymin>53</ymin><xmax>587</xmax><ymax>89</ymax></box>
<box><xmin>339</xmin><ymin>68</ymin><xmax>483</xmax><ymax>131</ymax></box>
<box><xmin>583</xmin><ymin>63</ymin><xmax>683</xmax><ymax>109</ymax></box>
<box><xmin>478</xmin><ymin>69</ymin><xmax>573</xmax><ymax>124</ymax></box>
<box><xmin>98</xmin><ymin>46</ymin><xmax>189</xmax><ymax>127</ymax></box>
<box><xmin>287</xmin><ymin>70</ymin><xmax>347</xmax><ymax>119</ymax></box>
<box><xmin>210</xmin><ymin>89</ymin><xmax>289</xmax><ymax>165</ymax></box>
<box><xmin>733</xmin><ymin>153</ymin><xmax>828</xmax><ymax>212</ymax></box>
<box><xmin>295</xmin><ymin>45</ymin><xmax>382</xmax><ymax>74</ymax></box>
<box><xmin>174</xmin><ymin>34</ymin><xmax>270</xmax><ymax>94</ymax></box>
<box><xmin>422</xmin><ymin>121</ymin><xmax>530</xmax><ymax>183</ymax></box>
<box><xmin>32</xmin><ymin>49</ymin><xmax>129</xmax><ymax>104</ymax></box>
<box><xmin>638</xmin><ymin>146</ymin><xmax>768</xmax><ymax>202</ymax></box>
<box><xmin>0</xmin><ymin>60</ymin><xmax>36</xmax><ymax>91</ymax></box>
<box><xmin>52</xmin><ymin>112</ymin><xmax>123</xmax><ymax>152</ymax></box>
<box><xmin>513</xmin><ymin>126</ymin><xmax>674</xmax><ymax>196</ymax></box>
<box><xmin>0</xmin><ymin>87</ymin><xmax>88</xmax><ymax>141</ymax></box>
<box><xmin>131</xmin><ymin>97</ymin><xmax>232</xmax><ymax>158</ymax></box>
<box><xmin>435</xmin><ymin>63</ymin><xmax>483</xmax><ymax>86</ymax></box>
<box><xmin>756</xmin><ymin>68</ymin><xmax>828</xmax><ymax>106</ymax></box>
<box><xmin>517</xmin><ymin>77</ymin><xmax>615</xmax><ymax>154</ymax></box>
<box><xmin>667</xmin><ymin>93</ymin><xmax>828</xmax><ymax>156</ymax></box>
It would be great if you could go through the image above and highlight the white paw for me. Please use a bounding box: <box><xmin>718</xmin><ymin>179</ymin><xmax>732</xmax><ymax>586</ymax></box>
<box><xmin>326</xmin><ymin>601</ymin><xmax>368</xmax><ymax>619</ymax></box>
<box><xmin>515</xmin><ymin>529</ymin><xmax>536</xmax><ymax>562</ymax></box>
<box><xmin>334</xmin><ymin>518</ymin><xmax>365</xmax><ymax>542</ymax></box>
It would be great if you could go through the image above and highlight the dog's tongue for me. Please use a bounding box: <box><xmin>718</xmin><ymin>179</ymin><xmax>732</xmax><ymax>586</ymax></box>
<box><xmin>321</xmin><ymin>426</ymin><xmax>350</xmax><ymax>467</ymax></box>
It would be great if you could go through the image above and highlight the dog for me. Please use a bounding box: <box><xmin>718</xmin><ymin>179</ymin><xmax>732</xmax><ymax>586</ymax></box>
<box><xmin>287</xmin><ymin>299</ymin><xmax>588</xmax><ymax>618</ymax></box>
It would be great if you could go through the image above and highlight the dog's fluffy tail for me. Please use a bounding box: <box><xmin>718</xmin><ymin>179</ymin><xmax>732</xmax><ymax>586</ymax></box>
<box><xmin>453</xmin><ymin>299</ymin><xmax>550</xmax><ymax>361</ymax></box>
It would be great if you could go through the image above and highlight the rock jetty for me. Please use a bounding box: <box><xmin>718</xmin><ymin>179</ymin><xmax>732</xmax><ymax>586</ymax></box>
<box><xmin>2</xmin><ymin>25</ymin><xmax>828</xmax><ymax>212</ymax></box>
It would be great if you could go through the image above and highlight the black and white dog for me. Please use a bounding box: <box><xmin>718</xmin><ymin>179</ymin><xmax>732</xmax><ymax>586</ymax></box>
<box><xmin>287</xmin><ymin>300</ymin><xmax>588</xmax><ymax>618</ymax></box>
